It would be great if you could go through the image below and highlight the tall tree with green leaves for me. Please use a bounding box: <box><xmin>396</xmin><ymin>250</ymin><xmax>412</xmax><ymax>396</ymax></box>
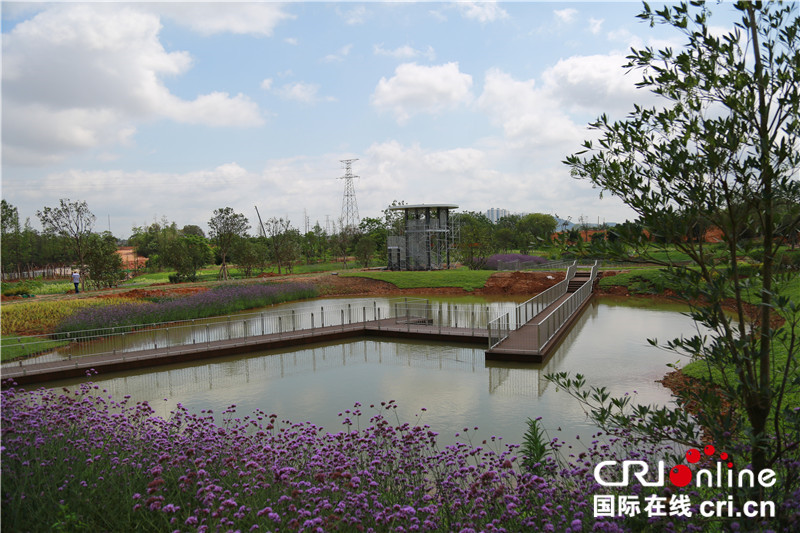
<box><xmin>562</xmin><ymin>0</ymin><xmax>799</xmax><ymax>514</ymax></box>
<box><xmin>453</xmin><ymin>211</ymin><xmax>496</xmax><ymax>269</ymax></box>
<box><xmin>84</xmin><ymin>232</ymin><xmax>124</xmax><ymax>289</ymax></box>
<box><xmin>208</xmin><ymin>207</ymin><xmax>250</xmax><ymax>280</ymax></box>
<box><xmin>37</xmin><ymin>199</ymin><xmax>96</xmax><ymax>291</ymax></box>
<box><xmin>1</xmin><ymin>200</ymin><xmax>22</xmax><ymax>275</ymax></box>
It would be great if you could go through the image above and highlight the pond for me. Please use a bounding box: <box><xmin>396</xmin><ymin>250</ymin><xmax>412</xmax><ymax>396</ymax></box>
<box><xmin>42</xmin><ymin>295</ymin><xmax>699</xmax><ymax>447</ymax></box>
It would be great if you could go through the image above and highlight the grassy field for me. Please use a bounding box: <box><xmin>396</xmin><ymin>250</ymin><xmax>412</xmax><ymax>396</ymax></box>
<box><xmin>340</xmin><ymin>269</ymin><xmax>494</xmax><ymax>291</ymax></box>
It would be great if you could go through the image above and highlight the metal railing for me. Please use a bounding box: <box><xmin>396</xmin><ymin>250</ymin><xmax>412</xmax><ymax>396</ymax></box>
<box><xmin>3</xmin><ymin>298</ymin><xmax>510</xmax><ymax>370</ymax></box>
<box><xmin>495</xmin><ymin>259</ymin><xmax>575</xmax><ymax>272</ymax></box>
<box><xmin>487</xmin><ymin>261</ymin><xmax>577</xmax><ymax>349</ymax></box>
<box><xmin>535</xmin><ymin>261</ymin><xmax>598</xmax><ymax>352</ymax></box>
<box><xmin>487</xmin><ymin>312</ymin><xmax>511</xmax><ymax>349</ymax></box>
<box><xmin>485</xmin><ymin>261</ymin><xmax>604</xmax><ymax>352</ymax></box>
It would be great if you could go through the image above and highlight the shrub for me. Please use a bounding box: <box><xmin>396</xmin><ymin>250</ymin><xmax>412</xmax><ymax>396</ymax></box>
<box><xmin>1</xmin><ymin>280</ymin><xmax>43</xmax><ymax>297</ymax></box>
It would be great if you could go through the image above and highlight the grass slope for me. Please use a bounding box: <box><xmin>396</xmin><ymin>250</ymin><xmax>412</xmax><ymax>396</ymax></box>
<box><xmin>341</xmin><ymin>270</ymin><xmax>494</xmax><ymax>291</ymax></box>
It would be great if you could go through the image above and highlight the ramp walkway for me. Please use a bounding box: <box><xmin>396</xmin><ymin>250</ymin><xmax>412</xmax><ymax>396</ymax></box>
<box><xmin>486</xmin><ymin>261</ymin><xmax>598</xmax><ymax>363</ymax></box>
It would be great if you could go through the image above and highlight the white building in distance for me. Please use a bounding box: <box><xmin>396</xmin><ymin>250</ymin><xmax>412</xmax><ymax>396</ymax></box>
<box><xmin>486</xmin><ymin>208</ymin><xmax>509</xmax><ymax>223</ymax></box>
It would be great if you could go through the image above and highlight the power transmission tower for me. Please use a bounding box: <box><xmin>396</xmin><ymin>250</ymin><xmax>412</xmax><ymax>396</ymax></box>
<box><xmin>338</xmin><ymin>159</ymin><xmax>360</xmax><ymax>233</ymax></box>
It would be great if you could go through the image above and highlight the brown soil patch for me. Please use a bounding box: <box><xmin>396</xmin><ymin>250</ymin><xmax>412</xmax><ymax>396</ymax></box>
<box><xmin>304</xmin><ymin>271</ymin><xmax>566</xmax><ymax>297</ymax></box>
<box><xmin>99</xmin><ymin>287</ymin><xmax>210</xmax><ymax>300</ymax></box>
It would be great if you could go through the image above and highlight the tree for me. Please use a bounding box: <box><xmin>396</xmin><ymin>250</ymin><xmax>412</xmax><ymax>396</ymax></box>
<box><xmin>208</xmin><ymin>207</ymin><xmax>250</xmax><ymax>280</ymax></box>
<box><xmin>266</xmin><ymin>217</ymin><xmax>300</xmax><ymax>275</ymax></box>
<box><xmin>84</xmin><ymin>232</ymin><xmax>124</xmax><ymax>289</ymax></box>
<box><xmin>180</xmin><ymin>224</ymin><xmax>206</xmax><ymax>238</ymax></box>
<box><xmin>160</xmin><ymin>234</ymin><xmax>213</xmax><ymax>282</ymax></box>
<box><xmin>330</xmin><ymin>218</ymin><xmax>352</xmax><ymax>268</ymax></box>
<box><xmin>562</xmin><ymin>0</ymin><xmax>800</xmax><ymax>516</ymax></box>
<box><xmin>354</xmin><ymin>234</ymin><xmax>376</xmax><ymax>267</ymax></box>
<box><xmin>234</xmin><ymin>238</ymin><xmax>269</xmax><ymax>277</ymax></box>
<box><xmin>453</xmin><ymin>212</ymin><xmax>496</xmax><ymax>269</ymax></box>
<box><xmin>516</xmin><ymin>213</ymin><xmax>556</xmax><ymax>252</ymax></box>
<box><xmin>129</xmin><ymin>219</ymin><xmax>179</xmax><ymax>269</ymax></box>
<box><xmin>37</xmin><ymin>199</ymin><xmax>95</xmax><ymax>291</ymax></box>
<box><xmin>359</xmin><ymin>217</ymin><xmax>388</xmax><ymax>257</ymax></box>
<box><xmin>1</xmin><ymin>200</ymin><xmax>22</xmax><ymax>275</ymax></box>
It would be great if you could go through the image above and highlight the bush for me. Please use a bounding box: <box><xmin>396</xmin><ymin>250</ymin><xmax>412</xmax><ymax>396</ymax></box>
<box><xmin>1</xmin><ymin>280</ymin><xmax>43</xmax><ymax>297</ymax></box>
<box><xmin>167</xmin><ymin>273</ymin><xmax>197</xmax><ymax>284</ymax></box>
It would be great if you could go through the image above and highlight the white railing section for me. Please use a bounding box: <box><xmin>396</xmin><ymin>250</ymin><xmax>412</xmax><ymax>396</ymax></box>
<box><xmin>3</xmin><ymin>298</ymin><xmax>512</xmax><ymax>370</ymax></box>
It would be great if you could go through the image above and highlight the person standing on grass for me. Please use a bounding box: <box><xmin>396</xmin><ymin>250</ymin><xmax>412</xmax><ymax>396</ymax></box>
<box><xmin>72</xmin><ymin>271</ymin><xmax>80</xmax><ymax>293</ymax></box>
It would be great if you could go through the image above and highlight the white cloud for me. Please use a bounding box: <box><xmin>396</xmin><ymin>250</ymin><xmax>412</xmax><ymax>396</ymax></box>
<box><xmin>458</xmin><ymin>1</ymin><xmax>508</xmax><ymax>23</ymax></box>
<box><xmin>541</xmin><ymin>54</ymin><xmax>649</xmax><ymax>116</ymax></box>
<box><xmin>589</xmin><ymin>17</ymin><xmax>604</xmax><ymax>35</ymax></box>
<box><xmin>324</xmin><ymin>44</ymin><xmax>353</xmax><ymax>63</ymax></box>
<box><xmin>275</xmin><ymin>82</ymin><xmax>332</xmax><ymax>104</ymax></box>
<box><xmin>1</xmin><ymin>4</ymin><xmax>263</xmax><ymax>165</ymax></box>
<box><xmin>477</xmin><ymin>68</ymin><xmax>581</xmax><ymax>147</ymax></box>
<box><xmin>554</xmin><ymin>8</ymin><xmax>578</xmax><ymax>24</ymax></box>
<box><xmin>161</xmin><ymin>92</ymin><xmax>262</xmax><ymax>126</ymax></box>
<box><xmin>261</xmin><ymin>78</ymin><xmax>274</xmax><ymax>91</ymax></box>
<box><xmin>374</xmin><ymin>44</ymin><xmax>436</xmax><ymax>61</ymax></box>
<box><xmin>339</xmin><ymin>5</ymin><xmax>369</xmax><ymax>26</ymax></box>
<box><xmin>155</xmin><ymin>3</ymin><xmax>294</xmax><ymax>36</ymax></box>
<box><xmin>371</xmin><ymin>62</ymin><xmax>473</xmax><ymax>123</ymax></box>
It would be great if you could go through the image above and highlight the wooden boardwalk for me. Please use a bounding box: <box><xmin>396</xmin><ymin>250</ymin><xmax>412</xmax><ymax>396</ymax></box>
<box><xmin>2</xmin><ymin>266</ymin><xmax>597</xmax><ymax>387</ymax></box>
<box><xmin>2</xmin><ymin>319</ymin><xmax>489</xmax><ymax>387</ymax></box>
<box><xmin>485</xmin><ymin>271</ymin><xmax>595</xmax><ymax>363</ymax></box>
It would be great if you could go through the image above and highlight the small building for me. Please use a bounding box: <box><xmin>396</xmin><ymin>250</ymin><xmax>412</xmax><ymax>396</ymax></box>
<box><xmin>387</xmin><ymin>204</ymin><xmax>458</xmax><ymax>270</ymax></box>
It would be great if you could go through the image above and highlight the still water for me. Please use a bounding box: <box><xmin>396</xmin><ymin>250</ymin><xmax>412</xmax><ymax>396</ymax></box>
<box><xmin>44</xmin><ymin>296</ymin><xmax>699</xmax><ymax>446</ymax></box>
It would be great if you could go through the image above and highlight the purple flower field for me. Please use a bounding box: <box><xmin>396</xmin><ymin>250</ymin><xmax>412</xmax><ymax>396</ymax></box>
<box><xmin>56</xmin><ymin>282</ymin><xmax>318</xmax><ymax>334</ymax></box>
<box><xmin>485</xmin><ymin>254</ymin><xmax>547</xmax><ymax>271</ymax></box>
<box><xmin>6</xmin><ymin>380</ymin><xmax>792</xmax><ymax>531</ymax></box>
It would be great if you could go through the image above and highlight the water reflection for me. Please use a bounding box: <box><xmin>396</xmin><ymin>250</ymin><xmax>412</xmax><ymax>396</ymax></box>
<box><xmin>43</xmin><ymin>296</ymin><xmax>700</xmax><ymax>446</ymax></box>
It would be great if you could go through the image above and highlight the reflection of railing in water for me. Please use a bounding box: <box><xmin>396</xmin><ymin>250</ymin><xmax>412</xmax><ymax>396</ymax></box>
<box><xmin>72</xmin><ymin>340</ymin><xmax>484</xmax><ymax>399</ymax></box>
<box><xmin>3</xmin><ymin>298</ymin><xmax>516</xmax><ymax>368</ymax></box>
<box><xmin>487</xmin><ymin>365</ymin><xmax>546</xmax><ymax>398</ymax></box>
<box><xmin>485</xmin><ymin>297</ymin><xmax>598</xmax><ymax>398</ymax></box>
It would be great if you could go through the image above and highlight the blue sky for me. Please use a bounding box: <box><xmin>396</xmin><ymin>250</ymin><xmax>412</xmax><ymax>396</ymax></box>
<box><xmin>1</xmin><ymin>1</ymin><xmax>740</xmax><ymax>238</ymax></box>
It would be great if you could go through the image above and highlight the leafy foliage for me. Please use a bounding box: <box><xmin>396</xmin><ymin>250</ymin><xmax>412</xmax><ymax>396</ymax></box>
<box><xmin>560</xmin><ymin>1</ymin><xmax>800</xmax><ymax>524</ymax></box>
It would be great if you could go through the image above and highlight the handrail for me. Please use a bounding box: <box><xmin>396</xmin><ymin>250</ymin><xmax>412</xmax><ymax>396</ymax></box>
<box><xmin>513</xmin><ymin>260</ymin><xmax>576</xmax><ymax>327</ymax></box>
<box><xmin>3</xmin><ymin>298</ymin><xmax>504</xmax><ymax>368</ymax></box>
<box><xmin>535</xmin><ymin>271</ymin><xmax>595</xmax><ymax>352</ymax></box>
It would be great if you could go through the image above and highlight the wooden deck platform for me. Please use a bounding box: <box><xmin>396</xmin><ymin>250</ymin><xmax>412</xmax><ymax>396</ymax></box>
<box><xmin>2</xmin><ymin>266</ymin><xmax>598</xmax><ymax>387</ymax></box>
<box><xmin>2</xmin><ymin>319</ymin><xmax>489</xmax><ymax>387</ymax></box>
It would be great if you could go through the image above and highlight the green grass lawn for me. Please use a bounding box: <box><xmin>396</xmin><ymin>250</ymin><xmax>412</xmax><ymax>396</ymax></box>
<box><xmin>341</xmin><ymin>269</ymin><xmax>494</xmax><ymax>291</ymax></box>
<box><xmin>1</xmin><ymin>337</ymin><xmax>70</xmax><ymax>363</ymax></box>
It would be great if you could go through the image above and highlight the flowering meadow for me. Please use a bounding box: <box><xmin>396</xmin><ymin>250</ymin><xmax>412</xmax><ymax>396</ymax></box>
<box><xmin>55</xmin><ymin>283</ymin><xmax>318</xmax><ymax>334</ymax></box>
<box><xmin>5</xmin><ymin>378</ymin><xmax>795</xmax><ymax>532</ymax></box>
<box><xmin>484</xmin><ymin>255</ymin><xmax>547</xmax><ymax>271</ymax></box>
<box><xmin>0</xmin><ymin>296</ymin><xmax>144</xmax><ymax>337</ymax></box>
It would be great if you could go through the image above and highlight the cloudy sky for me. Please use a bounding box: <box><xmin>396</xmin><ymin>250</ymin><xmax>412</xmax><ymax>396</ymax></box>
<box><xmin>1</xmin><ymin>1</ymin><xmax>739</xmax><ymax>238</ymax></box>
